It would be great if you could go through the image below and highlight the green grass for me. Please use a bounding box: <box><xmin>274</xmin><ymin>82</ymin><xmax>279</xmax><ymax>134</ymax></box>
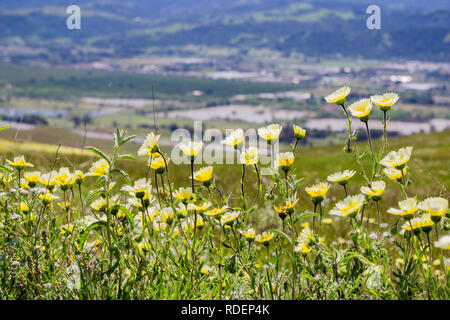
<box><xmin>0</xmin><ymin>126</ymin><xmax>449</xmax><ymax>300</ymax></box>
<box><xmin>0</xmin><ymin>63</ymin><xmax>294</xmax><ymax>100</ymax></box>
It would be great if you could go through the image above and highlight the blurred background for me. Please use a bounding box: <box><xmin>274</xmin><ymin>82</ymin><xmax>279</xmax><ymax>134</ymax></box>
<box><xmin>0</xmin><ymin>0</ymin><xmax>449</xmax><ymax>150</ymax></box>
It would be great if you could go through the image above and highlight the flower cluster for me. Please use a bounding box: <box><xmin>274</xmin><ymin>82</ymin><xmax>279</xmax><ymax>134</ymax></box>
<box><xmin>0</xmin><ymin>88</ymin><xmax>448</xmax><ymax>301</ymax></box>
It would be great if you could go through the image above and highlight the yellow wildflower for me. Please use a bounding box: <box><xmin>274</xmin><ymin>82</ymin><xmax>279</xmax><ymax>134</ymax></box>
<box><xmin>329</xmin><ymin>194</ymin><xmax>365</xmax><ymax>218</ymax></box>
<box><xmin>87</xmin><ymin>159</ymin><xmax>110</xmax><ymax>177</ymax></box>
<box><xmin>370</xmin><ymin>92</ymin><xmax>399</xmax><ymax>111</ymax></box>
<box><xmin>293</xmin><ymin>125</ymin><xmax>306</xmax><ymax>140</ymax></box>
<box><xmin>257</xmin><ymin>124</ymin><xmax>282</xmax><ymax>143</ymax></box>
<box><xmin>221</xmin><ymin>128</ymin><xmax>244</xmax><ymax>149</ymax></box>
<box><xmin>348</xmin><ymin>98</ymin><xmax>373</xmax><ymax>121</ymax></box>
<box><xmin>192</xmin><ymin>166</ymin><xmax>213</xmax><ymax>186</ymax></box>
<box><xmin>6</xmin><ymin>156</ymin><xmax>33</xmax><ymax>170</ymax></box>
<box><xmin>240</xmin><ymin>147</ymin><xmax>259</xmax><ymax>166</ymax></box>
<box><xmin>324</xmin><ymin>86</ymin><xmax>351</xmax><ymax>105</ymax></box>
<box><xmin>380</xmin><ymin>146</ymin><xmax>413</xmax><ymax>170</ymax></box>
<box><xmin>138</xmin><ymin>132</ymin><xmax>160</xmax><ymax>156</ymax></box>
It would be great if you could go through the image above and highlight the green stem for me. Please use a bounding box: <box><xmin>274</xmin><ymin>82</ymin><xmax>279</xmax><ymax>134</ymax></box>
<box><xmin>241</xmin><ymin>164</ymin><xmax>246</xmax><ymax>211</ymax></box>
<box><xmin>343</xmin><ymin>184</ymin><xmax>348</xmax><ymax>197</ymax></box>
<box><xmin>382</xmin><ymin>110</ymin><xmax>388</xmax><ymax>154</ymax></box>
<box><xmin>190</xmin><ymin>159</ymin><xmax>195</xmax><ymax>194</ymax></box>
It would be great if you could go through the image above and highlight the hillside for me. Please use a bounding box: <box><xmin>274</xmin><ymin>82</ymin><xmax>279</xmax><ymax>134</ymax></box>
<box><xmin>1</xmin><ymin>0</ymin><xmax>449</xmax><ymax>62</ymax></box>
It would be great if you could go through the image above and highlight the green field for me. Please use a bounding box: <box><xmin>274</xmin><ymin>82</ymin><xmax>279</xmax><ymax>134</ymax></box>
<box><xmin>0</xmin><ymin>64</ymin><xmax>294</xmax><ymax>100</ymax></box>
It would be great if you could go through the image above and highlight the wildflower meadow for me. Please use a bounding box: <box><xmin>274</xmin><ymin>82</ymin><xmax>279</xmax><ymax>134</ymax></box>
<box><xmin>0</xmin><ymin>87</ymin><xmax>449</xmax><ymax>300</ymax></box>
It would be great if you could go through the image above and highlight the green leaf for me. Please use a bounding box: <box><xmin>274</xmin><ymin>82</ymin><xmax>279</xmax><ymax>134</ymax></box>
<box><xmin>120</xmin><ymin>135</ymin><xmax>136</xmax><ymax>147</ymax></box>
<box><xmin>114</xmin><ymin>128</ymin><xmax>121</xmax><ymax>147</ymax></box>
<box><xmin>0</xmin><ymin>165</ymin><xmax>13</xmax><ymax>172</ymax></box>
<box><xmin>84</xmin><ymin>188</ymin><xmax>105</xmax><ymax>206</ymax></box>
<box><xmin>84</xmin><ymin>146</ymin><xmax>111</xmax><ymax>165</ymax></box>
<box><xmin>115</xmin><ymin>205</ymin><xmax>134</xmax><ymax>229</ymax></box>
<box><xmin>111</xmin><ymin>168</ymin><xmax>131</xmax><ymax>184</ymax></box>
<box><xmin>95</xmin><ymin>176</ymin><xmax>107</xmax><ymax>187</ymax></box>
<box><xmin>294</xmin><ymin>212</ymin><xmax>317</xmax><ymax>224</ymax></box>
<box><xmin>5</xmin><ymin>240</ymin><xmax>20</xmax><ymax>249</ymax></box>
<box><xmin>105</xmin><ymin>247</ymin><xmax>121</xmax><ymax>276</ymax></box>
<box><xmin>220</xmin><ymin>241</ymin><xmax>232</xmax><ymax>249</ymax></box>
<box><xmin>0</xmin><ymin>253</ymin><xmax>8</xmax><ymax>272</ymax></box>
<box><xmin>268</xmin><ymin>229</ymin><xmax>292</xmax><ymax>244</ymax></box>
<box><xmin>79</xmin><ymin>220</ymin><xmax>108</xmax><ymax>249</ymax></box>
<box><xmin>117</xmin><ymin>154</ymin><xmax>136</xmax><ymax>161</ymax></box>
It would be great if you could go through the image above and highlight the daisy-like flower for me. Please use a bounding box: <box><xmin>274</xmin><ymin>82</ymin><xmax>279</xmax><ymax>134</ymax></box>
<box><xmin>293</xmin><ymin>125</ymin><xmax>306</xmax><ymax>140</ymax></box>
<box><xmin>58</xmin><ymin>202</ymin><xmax>71</xmax><ymax>211</ymax></box>
<box><xmin>205</xmin><ymin>206</ymin><xmax>227</xmax><ymax>218</ymax></box>
<box><xmin>274</xmin><ymin>199</ymin><xmax>298</xmax><ymax>219</ymax></box>
<box><xmin>418</xmin><ymin>213</ymin><xmax>435</xmax><ymax>234</ymax></box>
<box><xmin>87</xmin><ymin>159</ymin><xmax>110</xmax><ymax>177</ymax></box>
<box><xmin>137</xmin><ymin>242</ymin><xmax>151</xmax><ymax>253</ymax></box>
<box><xmin>183</xmin><ymin>216</ymin><xmax>205</xmax><ymax>231</ymax></box>
<box><xmin>360</xmin><ymin>181</ymin><xmax>385</xmax><ymax>201</ymax></box>
<box><xmin>295</xmin><ymin>245</ymin><xmax>311</xmax><ymax>255</ymax></box>
<box><xmin>24</xmin><ymin>171</ymin><xmax>41</xmax><ymax>188</ymax></box>
<box><xmin>179</xmin><ymin>141</ymin><xmax>203</xmax><ymax>160</ymax></box>
<box><xmin>160</xmin><ymin>208</ymin><xmax>175</xmax><ymax>225</ymax></box>
<box><xmin>150</xmin><ymin>154</ymin><xmax>167</xmax><ymax>174</ymax></box>
<box><xmin>153</xmin><ymin>219</ymin><xmax>168</xmax><ymax>233</ymax></box>
<box><xmin>370</xmin><ymin>93</ymin><xmax>399</xmax><ymax>111</ymax></box>
<box><xmin>329</xmin><ymin>194</ymin><xmax>365</xmax><ymax>218</ymax></box>
<box><xmin>192</xmin><ymin>166</ymin><xmax>213</xmax><ymax>187</ymax></box>
<box><xmin>255</xmin><ymin>231</ymin><xmax>275</xmax><ymax>246</ymax></box>
<box><xmin>200</xmin><ymin>266</ymin><xmax>211</xmax><ymax>275</ymax></box>
<box><xmin>297</xmin><ymin>225</ymin><xmax>313</xmax><ymax>249</ymax></box>
<box><xmin>60</xmin><ymin>224</ymin><xmax>74</xmax><ymax>236</ymax></box>
<box><xmin>434</xmin><ymin>235</ymin><xmax>450</xmax><ymax>250</ymax></box>
<box><xmin>175</xmin><ymin>187</ymin><xmax>197</xmax><ymax>205</ymax></box>
<box><xmin>127</xmin><ymin>197</ymin><xmax>144</xmax><ymax>211</ymax></box>
<box><xmin>241</xmin><ymin>228</ymin><xmax>256</xmax><ymax>242</ymax></box>
<box><xmin>257</xmin><ymin>124</ymin><xmax>282</xmax><ymax>144</ymax></box>
<box><xmin>348</xmin><ymin>98</ymin><xmax>373</xmax><ymax>122</ymax></box>
<box><xmin>384</xmin><ymin>167</ymin><xmax>407</xmax><ymax>183</ymax></box>
<box><xmin>138</xmin><ymin>132</ymin><xmax>160</xmax><ymax>156</ymax></box>
<box><xmin>121</xmin><ymin>178</ymin><xmax>152</xmax><ymax>200</ymax></box>
<box><xmin>276</xmin><ymin>152</ymin><xmax>294</xmax><ymax>172</ymax></box>
<box><xmin>39</xmin><ymin>171</ymin><xmax>57</xmax><ymax>191</ymax></box>
<box><xmin>90</xmin><ymin>198</ymin><xmax>107</xmax><ymax>213</ymax></box>
<box><xmin>380</xmin><ymin>146</ymin><xmax>413</xmax><ymax>170</ymax></box>
<box><xmin>240</xmin><ymin>147</ymin><xmax>259</xmax><ymax>165</ymax></box>
<box><xmin>0</xmin><ymin>172</ymin><xmax>12</xmax><ymax>186</ymax></box>
<box><xmin>74</xmin><ymin>170</ymin><xmax>86</xmax><ymax>185</ymax></box>
<box><xmin>188</xmin><ymin>201</ymin><xmax>212</xmax><ymax>213</ymax></box>
<box><xmin>136</xmin><ymin>207</ymin><xmax>159</xmax><ymax>223</ymax></box>
<box><xmin>400</xmin><ymin>217</ymin><xmax>424</xmax><ymax>236</ymax></box>
<box><xmin>327</xmin><ymin>169</ymin><xmax>356</xmax><ymax>185</ymax></box>
<box><xmin>305</xmin><ymin>182</ymin><xmax>330</xmax><ymax>205</ymax></box>
<box><xmin>20</xmin><ymin>179</ymin><xmax>30</xmax><ymax>190</ymax></box>
<box><xmin>418</xmin><ymin>197</ymin><xmax>448</xmax><ymax>223</ymax></box>
<box><xmin>324</xmin><ymin>86</ymin><xmax>351</xmax><ymax>105</ymax></box>
<box><xmin>90</xmin><ymin>196</ymin><xmax>119</xmax><ymax>213</ymax></box>
<box><xmin>20</xmin><ymin>202</ymin><xmax>29</xmax><ymax>214</ymax></box>
<box><xmin>39</xmin><ymin>192</ymin><xmax>58</xmax><ymax>205</ymax></box>
<box><xmin>220</xmin><ymin>211</ymin><xmax>240</xmax><ymax>226</ymax></box>
<box><xmin>54</xmin><ymin>167</ymin><xmax>75</xmax><ymax>191</ymax></box>
<box><xmin>7</xmin><ymin>156</ymin><xmax>33</xmax><ymax>170</ymax></box>
<box><xmin>221</xmin><ymin>128</ymin><xmax>244</xmax><ymax>149</ymax></box>
<box><xmin>387</xmin><ymin>198</ymin><xmax>418</xmax><ymax>220</ymax></box>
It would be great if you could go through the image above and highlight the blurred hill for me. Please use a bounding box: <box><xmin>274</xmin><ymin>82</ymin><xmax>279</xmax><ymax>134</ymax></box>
<box><xmin>0</xmin><ymin>0</ymin><xmax>449</xmax><ymax>62</ymax></box>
